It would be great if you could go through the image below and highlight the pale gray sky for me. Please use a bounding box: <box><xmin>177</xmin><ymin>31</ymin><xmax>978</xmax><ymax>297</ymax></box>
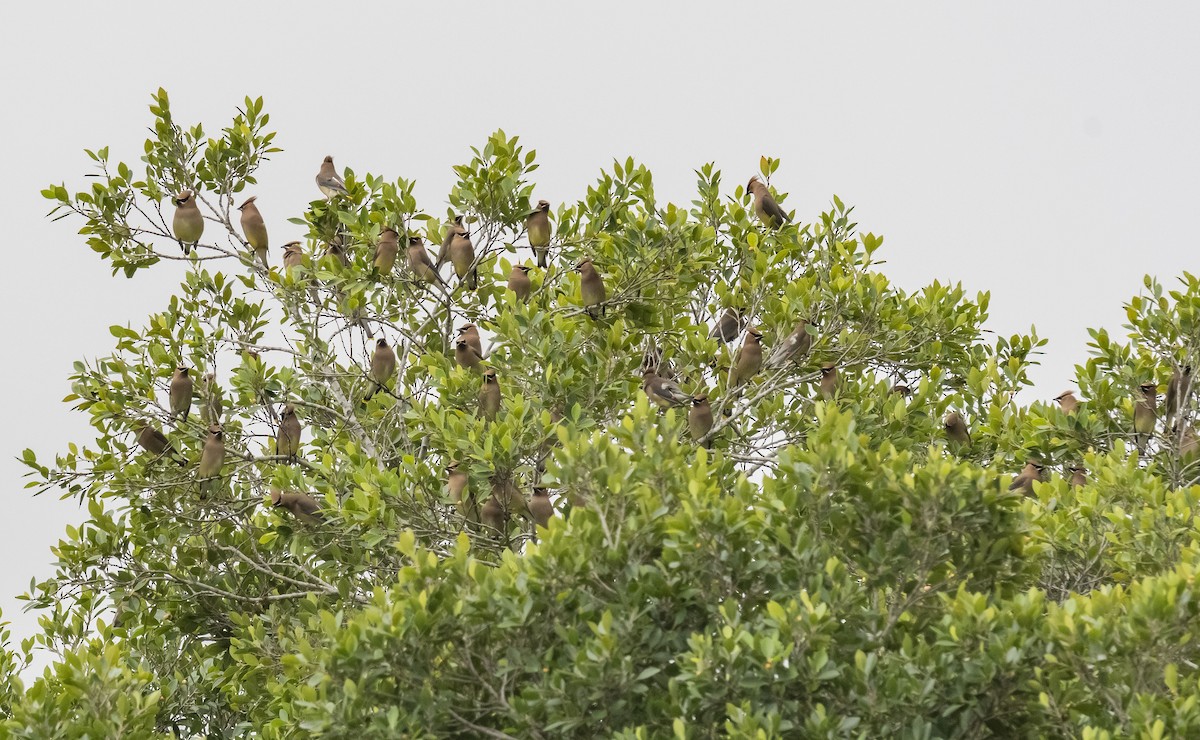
<box><xmin>2</xmin><ymin>2</ymin><xmax>1198</xmax><ymax>660</ymax></box>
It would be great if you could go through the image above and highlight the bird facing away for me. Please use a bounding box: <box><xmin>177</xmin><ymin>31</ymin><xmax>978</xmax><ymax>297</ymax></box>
<box><xmin>479</xmin><ymin>369</ymin><xmax>501</xmax><ymax>420</ymax></box>
<box><xmin>238</xmin><ymin>196</ymin><xmax>269</xmax><ymax>266</ymax></box>
<box><xmin>818</xmin><ymin>364</ymin><xmax>839</xmax><ymax>399</ymax></box>
<box><xmin>436</xmin><ymin>215</ymin><xmax>464</xmax><ymax>267</ymax></box>
<box><xmin>367</xmin><ymin>337</ymin><xmax>397</xmax><ymax>399</ymax></box>
<box><xmin>577</xmin><ymin>259</ymin><xmax>606</xmax><ymax>318</ymax></box>
<box><xmin>480</xmin><ymin>495</ymin><xmax>506</xmax><ymax>535</ymax></box>
<box><xmin>373</xmin><ymin>228</ymin><xmax>399</xmax><ymax>276</ymax></box>
<box><xmin>527</xmin><ymin>200</ymin><xmax>553</xmax><ymax>268</ymax></box>
<box><xmin>406</xmin><ymin>236</ymin><xmax>446</xmax><ymax>287</ymax></box>
<box><xmin>270</xmin><ymin>488</ymin><xmax>323</xmax><ymax>524</ymax></box>
<box><xmin>747</xmin><ymin>177</ymin><xmax>790</xmax><ymax>229</ymax></box>
<box><xmin>643</xmin><ymin>370</ymin><xmax>691</xmax><ymax>408</ymax></box>
<box><xmin>1054</xmin><ymin>390</ymin><xmax>1079</xmax><ymax>415</ymax></box>
<box><xmin>529</xmin><ymin>487</ymin><xmax>554</xmax><ymax>528</ymax></box>
<box><xmin>1134</xmin><ymin>381</ymin><xmax>1158</xmax><ymax>452</ymax></box>
<box><xmin>172</xmin><ymin>190</ymin><xmax>204</xmax><ymax>254</ymax></box>
<box><xmin>198</xmin><ymin>424</ymin><xmax>225</xmax><ymax>495</ymax></box>
<box><xmin>281</xmin><ymin>241</ymin><xmax>304</xmax><ymax>273</ymax></box>
<box><xmin>447</xmin><ymin>223</ymin><xmax>477</xmax><ymax>289</ymax></box>
<box><xmin>1068</xmin><ymin>465</ymin><xmax>1087</xmax><ymax>487</ymax></box>
<box><xmin>508</xmin><ymin>265</ymin><xmax>533</xmax><ymax>302</ymax></box>
<box><xmin>455</xmin><ymin>339</ymin><xmax>484</xmax><ymax>372</ymax></box>
<box><xmin>169</xmin><ymin>366</ymin><xmax>193</xmax><ymax>420</ymax></box>
<box><xmin>709</xmin><ymin>308</ymin><xmax>746</xmax><ymax>344</ymax></box>
<box><xmin>199</xmin><ymin>372</ymin><xmax>223</xmax><ymax>426</ymax></box>
<box><xmin>689</xmin><ymin>395</ymin><xmax>714</xmax><ymax>446</ymax></box>
<box><xmin>447</xmin><ymin>462</ymin><xmax>477</xmax><ymax>522</ymax></box>
<box><xmin>1008</xmin><ymin>460</ymin><xmax>1045</xmax><ymax>497</ymax></box>
<box><xmin>768</xmin><ymin>319</ymin><xmax>814</xmax><ymax>368</ymax></box>
<box><xmin>458</xmin><ymin>324</ymin><xmax>483</xmax><ymax>357</ymax></box>
<box><xmin>730</xmin><ymin>328</ymin><xmax>764</xmax><ymax>388</ymax></box>
<box><xmin>315</xmin><ymin>155</ymin><xmax>348</xmax><ymax>199</ymax></box>
<box><xmin>943</xmin><ymin>411</ymin><xmax>971</xmax><ymax>447</ymax></box>
<box><xmin>134</xmin><ymin>422</ymin><xmax>184</xmax><ymax>465</ymax></box>
<box><xmin>1166</xmin><ymin>365</ymin><xmax>1192</xmax><ymax>428</ymax></box>
<box><xmin>277</xmin><ymin>403</ymin><xmax>302</xmax><ymax>461</ymax></box>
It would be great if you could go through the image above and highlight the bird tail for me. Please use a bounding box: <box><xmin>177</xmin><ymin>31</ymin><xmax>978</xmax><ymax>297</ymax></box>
<box><xmin>537</xmin><ymin>248</ymin><xmax>548</xmax><ymax>269</ymax></box>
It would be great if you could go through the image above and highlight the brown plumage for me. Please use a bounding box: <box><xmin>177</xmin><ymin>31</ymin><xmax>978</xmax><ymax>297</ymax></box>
<box><xmin>1054</xmin><ymin>390</ymin><xmax>1079</xmax><ymax>415</ymax></box>
<box><xmin>406</xmin><ymin>236</ymin><xmax>446</xmax><ymax>287</ymax></box>
<box><xmin>436</xmin><ymin>215</ymin><xmax>463</xmax><ymax>267</ymax></box>
<box><xmin>366</xmin><ymin>337</ymin><xmax>396</xmax><ymax>399</ymax></box>
<box><xmin>172</xmin><ymin>190</ymin><xmax>204</xmax><ymax>254</ymax></box>
<box><xmin>508</xmin><ymin>265</ymin><xmax>533</xmax><ymax>302</ymax></box>
<box><xmin>527</xmin><ymin>200</ymin><xmax>552</xmax><ymax>268</ymax></box>
<box><xmin>490</xmin><ymin>473</ymin><xmax>528</xmax><ymax>518</ymax></box>
<box><xmin>373</xmin><ymin>228</ymin><xmax>399</xmax><ymax>275</ymax></box>
<box><xmin>281</xmin><ymin>241</ymin><xmax>304</xmax><ymax>273</ymax></box>
<box><xmin>577</xmin><ymin>259</ymin><xmax>606</xmax><ymax>318</ymax></box>
<box><xmin>767</xmin><ymin>319</ymin><xmax>814</xmax><ymax>368</ymax></box>
<box><xmin>643</xmin><ymin>370</ymin><xmax>691</xmax><ymax>408</ymax></box>
<box><xmin>943</xmin><ymin>411</ymin><xmax>971</xmax><ymax>447</ymax></box>
<box><xmin>1068</xmin><ymin>465</ymin><xmax>1087</xmax><ymax>487</ymax></box>
<box><xmin>1008</xmin><ymin>460</ymin><xmax>1045</xmax><ymax>497</ymax></box>
<box><xmin>1134</xmin><ymin>381</ymin><xmax>1158</xmax><ymax>452</ymax></box>
<box><xmin>270</xmin><ymin>488</ymin><xmax>324</xmax><ymax>524</ymax></box>
<box><xmin>709</xmin><ymin>308</ymin><xmax>746</xmax><ymax>344</ymax></box>
<box><xmin>276</xmin><ymin>403</ymin><xmax>302</xmax><ymax>461</ymax></box>
<box><xmin>479</xmin><ymin>369</ymin><xmax>501</xmax><ymax>420</ymax></box>
<box><xmin>447</xmin><ymin>223</ymin><xmax>476</xmax><ymax>289</ymax></box>
<box><xmin>747</xmin><ymin>177</ymin><xmax>790</xmax><ymax>228</ymax></box>
<box><xmin>891</xmin><ymin>383</ymin><xmax>912</xmax><ymax>397</ymax></box>
<box><xmin>458</xmin><ymin>324</ymin><xmax>483</xmax><ymax>357</ymax></box>
<box><xmin>818</xmin><ymin>364</ymin><xmax>838</xmax><ymax>399</ymax></box>
<box><xmin>529</xmin><ymin>487</ymin><xmax>554</xmax><ymax>528</ymax></box>
<box><xmin>324</xmin><ymin>237</ymin><xmax>350</xmax><ymax>269</ymax></box>
<box><xmin>238</xmin><ymin>196</ymin><xmax>269</xmax><ymax>266</ymax></box>
<box><xmin>1166</xmin><ymin>366</ymin><xmax>1192</xmax><ymax>429</ymax></box>
<box><xmin>316</xmin><ymin>155</ymin><xmax>348</xmax><ymax>198</ymax></box>
<box><xmin>455</xmin><ymin>339</ymin><xmax>484</xmax><ymax>372</ymax></box>
<box><xmin>689</xmin><ymin>395</ymin><xmax>714</xmax><ymax>446</ymax></box>
<box><xmin>730</xmin><ymin>328</ymin><xmax>764</xmax><ymax>388</ymax></box>
<box><xmin>197</xmin><ymin>424</ymin><xmax>225</xmax><ymax>496</ymax></box>
<box><xmin>134</xmin><ymin>422</ymin><xmax>184</xmax><ymax>465</ymax></box>
<box><xmin>169</xmin><ymin>365</ymin><xmax>192</xmax><ymax>420</ymax></box>
<box><xmin>199</xmin><ymin>372</ymin><xmax>223</xmax><ymax>426</ymax></box>
<box><xmin>480</xmin><ymin>496</ymin><xmax>506</xmax><ymax>534</ymax></box>
<box><xmin>447</xmin><ymin>462</ymin><xmax>477</xmax><ymax>522</ymax></box>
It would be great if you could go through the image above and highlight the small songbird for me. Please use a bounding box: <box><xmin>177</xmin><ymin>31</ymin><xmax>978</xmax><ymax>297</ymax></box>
<box><xmin>276</xmin><ymin>403</ymin><xmax>302</xmax><ymax>462</ymax></box>
<box><xmin>458</xmin><ymin>324</ymin><xmax>483</xmax><ymax>358</ymax></box>
<box><xmin>527</xmin><ymin>200</ymin><xmax>553</xmax><ymax>268</ymax></box>
<box><xmin>490</xmin><ymin>473</ymin><xmax>528</xmax><ymax>517</ymax></box>
<box><xmin>281</xmin><ymin>241</ymin><xmax>304</xmax><ymax>273</ymax></box>
<box><xmin>199</xmin><ymin>372</ymin><xmax>223</xmax><ymax>426</ymax></box>
<box><xmin>891</xmin><ymin>382</ymin><xmax>912</xmax><ymax>397</ymax></box>
<box><xmin>767</xmin><ymin>319</ymin><xmax>814</xmax><ymax>368</ymax></box>
<box><xmin>455</xmin><ymin>339</ymin><xmax>484</xmax><ymax>371</ymax></box>
<box><xmin>366</xmin><ymin>337</ymin><xmax>397</xmax><ymax>399</ymax></box>
<box><xmin>709</xmin><ymin>308</ymin><xmax>746</xmax><ymax>344</ymax></box>
<box><xmin>198</xmin><ymin>424</ymin><xmax>225</xmax><ymax>494</ymax></box>
<box><xmin>577</xmin><ymin>259</ymin><xmax>606</xmax><ymax>318</ymax></box>
<box><xmin>943</xmin><ymin>411</ymin><xmax>971</xmax><ymax>447</ymax></box>
<box><xmin>1008</xmin><ymin>460</ymin><xmax>1045</xmax><ymax>497</ymax></box>
<box><xmin>436</xmin><ymin>215</ymin><xmax>464</xmax><ymax>267</ymax></box>
<box><xmin>689</xmin><ymin>395</ymin><xmax>714</xmax><ymax>446</ymax></box>
<box><xmin>1068</xmin><ymin>465</ymin><xmax>1087</xmax><ymax>487</ymax></box>
<box><xmin>373</xmin><ymin>227</ymin><xmax>399</xmax><ymax>275</ymax></box>
<box><xmin>1053</xmin><ymin>390</ymin><xmax>1079</xmax><ymax>415</ymax></box>
<box><xmin>818</xmin><ymin>363</ymin><xmax>838</xmax><ymax>399</ymax></box>
<box><xmin>406</xmin><ymin>236</ymin><xmax>446</xmax><ymax>287</ymax></box>
<box><xmin>169</xmin><ymin>365</ymin><xmax>192</xmax><ymax>420</ymax></box>
<box><xmin>479</xmin><ymin>369</ymin><xmax>501</xmax><ymax>420</ymax></box>
<box><xmin>446</xmin><ymin>223</ymin><xmax>476</xmax><ymax>289</ymax></box>
<box><xmin>1166</xmin><ymin>366</ymin><xmax>1192</xmax><ymax>429</ymax></box>
<box><xmin>447</xmin><ymin>462</ymin><xmax>477</xmax><ymax>521</ymax></box>
<box><xmin>507</xmin><ymin>265</ymin><xmax>533</xmax><ymax>302</ymax></box>
<box><xmin>172</xmin><ymin>190</ymin><xmax>204</xmax><ymax>254</ymax></box>
<box><xmin>315</xmin><ymin>155</ymin><xmax>348</xmax><ymax>199</ymax></box>
<box><xmin>270</xmin><ymin>488</ymin><xmax>324</xmax><ymax>524</ymax></box>
<box><xmin>747</xmin><ymin>176</ymin><xmax>790</xmax><ymax>229</ymax></box>
<box><xmin>643</xmin><ymin>370</ymin><xmax>691</xmax><ymax>408</ymax></box>
<box><xmin>238</xmin><ymin>196</ymin><xmax>269</xmax><ymax>266</ymax></box>
<box><xmin>730</xmin><ymin>328</ymin><xmax>764</xmax><ymax>388</ymax></box>
<box><xmin>529</xmin><ymin>487</ymin><xmax>554</xmax><ymax>528</ymax></box>
<box><xmin>480</xmin><ymin>496</ymin><xmax>506</xmax><ymax>534</ymax></box>
<box><xmin>134</xmin><ymin>422</ymin><xmax>184</xmax><ymax>465</ymax></box>
<box><xmin>1134</xmin><ymin>380</ymin><xmax>1158</xmax><ymax>452</ymax></box>
<box><xmin>323</xmin><ymin>237</ymin><xmax>350</xmax><ymax>269</ymax></box>
<box><xmin>1181</xmin><ymin>425</ymin><xmax>1200</xmax><ymax>461</ymax></box>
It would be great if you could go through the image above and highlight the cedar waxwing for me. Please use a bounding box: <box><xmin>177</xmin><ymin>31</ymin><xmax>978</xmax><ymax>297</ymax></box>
<box><xmin>436</xmin><ymin>215</ymin><xmax>464</xmax><ymax>267</ymax></box>
<box><xmin>643</xmin><ymin>370</ymin><xmax>691</xmax><ymax>408</ymax></box>
<box><xmin>315</xmin><ymin>155</ymin><xmax>348</xmax><ymax>199</ymax></box>
<box><xmin>324</xmin><ymin>237</ymin><xmax>350</xmax><ymax>269</ymax></box>
<box><xmin>747</xmin><ymin>177</ymin><xmax>790</xmax><ymax>229</ymax></box>
<box><xmin>134</xmin><ymin>422</ymin><xmax>184</xmax><ymax>465</ymax></box>
<box><xmin>1008</xmin><ymin>460</ymin><xmax>1045</xmax><ymax>497</ymax></box>
<box><xmin>171</xmin><ymin>190</ymin><xmax>204</xmax><ymax>254</ymax></box>
<box><xmin>1054</xmin><ymin>390</ymin><xmax>1079</xmax><ymax>415</ymax></box>
<box><xmin>943</xmin><ymin>411</ymin><xmax>971</xmax><ymax>447</ymax></box>
<box><xmin>281</xmin><ymin>241</ymin><xmax>304</xmax><ymax>273</ymax></box>
<box><xmin>768</xmin><ymin>320</ymin><xmax>814</xmax><ymax>368</ymax></box>
<box><xmin>730</xmin><ymin>328</ymin><xmax>764</xmax><ymax>388</ymax></box>
<box><xmin>197</xmin><ymin>424</ymin><xmax>225</xmax><ymax>492</ymax></box>
<box><xmin>490</xmin><ymin>473</ymin><xmax>528</xmax><ymax>517</ymax></box>
<box><xmin>527</xmin><ymin>200</ymin><xmax>552</xmax><ymax>268</ymax></box>
<box><xmin>270</xmin><ymin>488</ymin><xmax>323</xmax><ymax>524</ymax></box>
<box><xmin>479</xmin><ymin>369</ymin><xmax>501</xmax><ymax>420</ymax></box>
<box><xmin>891</xmin><ymin>382</ymin><xmax>912</xmax><ymax>397</ymax></box>
<box><xmin>169</xmin><ymin>365</ymin><xmax>192</xmax><ymax>420</ymax></box>
<box><xmin>508</xmin><ymin>265</ymin><xmax>533</xmax><ymax>303</ymax></box>
<box><xmin>709</xmin><ymin>308</ymin><xmax>746</xmax><ymax>344</ymax></box>
<box><xmin>1181</xmin><ymin>425</ymin><xmax>1199</xmax><ymax>461</ymax></box>
<box><xmin>529</xmin><ymin>487</ymin><xmax>554</xmax><ymax>528</ymax></box>
<box><xmin>238</xmin><ymin>196</ymin><xmax>269</xmax><ymax>266</ymax></box>
<box><xmin>480</xmin><ymin>495</ymin><xmax>506</xmax><ymax>534</ymax></box>
<box><xmin>818</xmin><ymin>364</ymin><xmax>838</xmax><ymax>399</ymax></box>
<box><xmin>1134</xmin><ymin>380</ymin><xmax>1158</xmax><ymax>452</ymax></box>
<box><xmin>447</xmin><ymin>223</ymin><xmax>477</xmax><ymax>289</ymax></box>
<box><xmin>200</xmin><ymin>372</ymin><xmax>223</xmax><ymax>426</ymax></box>
<box><xmin>406</xmin><ymin>236</ymin><xmax>446</xmax><ymax>287</ymax></box>
<box><xmin>276</xmin><ymin>403</ymin><xmax>301</xmax><ymax>462</ymax></box>
<box><xmin>1166</xmin><ymin>365</ymin><xmax>1192</xmax><ymax>428</ymax></box>
<box><xmin>577</xmin><ymin>259</ymin><xmax>606</xmax><ymax>318</ymax></box>
<box><xmin>447</xmin><ymin>462</ymin><xmax>477</xmax><ymax>522</ymax></box>
<box><xmin>455</xmin><ymin>339</ymin><xmax>484</xmax><ymax>371</ymax></box>
<box><xmin>1068</xmin><ymin>465</ymin><xmax>1087</xmax><ymax>487</ymax></box>
<box><xmin>373</xmin><ymin>228</ymin><xmax>399</xmax><ymax>275</ymax></box>
<box><xmin>366</xmin><ymin>337</ymin><xmax>396</xmax><ymax>399</ymax></box>
<box><xmin>458</xmin><ymin>324</ymin><xmax>483</xmax><ymax>358</ymax></box>
<box><xmin>689</xmin><ymin>395</ymin><xmax>714</xmax><ymax>446</ymax></box>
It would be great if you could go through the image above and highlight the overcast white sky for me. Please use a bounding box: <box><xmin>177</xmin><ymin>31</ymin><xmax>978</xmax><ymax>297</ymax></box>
<box><xmin>2</xmin><ymin>2</ymin><xmax>1198</xmax><ymax>663</ymax></box>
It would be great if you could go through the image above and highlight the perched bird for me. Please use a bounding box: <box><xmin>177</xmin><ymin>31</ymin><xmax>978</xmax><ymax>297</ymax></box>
<box><xmin>199</xmin><ymin>372</ymin><xmax>223</xmax><ymax>426</ymax></box>
<box><xmin>1166</xmin><ymin>366</ymin><xmax>1192</xmax><ymax>428</ymax></box>
<box><xmin>479</xmin><ymin>369</ymin><xmax>501</xmax><ymax>420</ymax></box>
<box><xmin>281</xmin><ymin>241</ymin><xmax>304</xmax><ymax>273</ymax></box>
<box><xmin>169</xmin><ymin>366</ymin><xmax>193</xmax><ymax>420</ymax></box>
<box><xmin>1068</xmin><ymin>465</ymin><xmax>1087</xmax><ymax>487</ymax></box>
<box><xmin>767</xmin><ymin>319</ymin><xmax>814</xmax><ymax>368</ymax></box>
<box><xmin>490</xmin><ymin>474</ymin><xmax>528</xmax><ymax>517</ymax></box>
<box><xmin>454</xmin><ymin>339</ymin><xmax>484</xmax><ymax>371</ymax></box>
<box><xmin>197</xmin><ymin>424</ymin><xmax>225</xmax><ymax>494</ymax></box>
<box><xmin>527</xmin><ymin>200</ymin><xmax>553</xmax><ymax>268</ymax></box>
<box><xmin>1180</xmin><ymin>425</ymin><xmax>1200</xmax><ymax>461</ymax></box>
<box><xmin>238</xmin><ymin>196</ymin><xmax>269</xmax><ymax>266</ymax></box>
<box><xmin>315</xmin><ymin>155</ymin><xmax>348</xmax><ymax>199</ymax></box>
<box><xmin>480</xmin><ymin>496</ymin><xmax>506</xmax><ymax>534</ymax></box>
<box><xmin>447</xmin><ymin>223</ymin><xmax>477</xmax><ymax>289</ymax></box>
<box><xmin>276</xmin><ymin>403</ymin><xmax>302</xmax><ymax>462</ymax></box>
<box><xmin>270</xmin><ymin>488</ymin><xmax>323</xmax><ymax>524</ymax></box>
<box><xmin>818</xmin><ymin>364</ymin><xmax>839</xmax><ymax>399</ymax></box>
<box><xmin>643</xmin><ymin>370</ymin><xmax>691</xmax><ymax>408</ymax></box>
<box><xmin>458</xmin><ymin>324</ymin><xmax>483</xmax><ymax>357</ymax></box>
<box><xmin>747</xmin><ymin>177</ymin><xmax>790</xmax><ymax>229</ymax></box>
<box><xmin>447</xmin><ymin>462</ymin><xmax>477</xmax><ymax>522</ymax></box>
<box><xmin>709</xmin><ymin>308</ymin><xmax>746</xmax><ymax>345</ymax></box>
<box><xmin>1053</xmin><ymin>390</ymin><xmax>1079</xmax><ymax>415</ymax></box>
<box><xmin>891</xmin><ymin>382</ymin><xmax>912</xmax><ymax>397</ymax></box>
<box><xmin>577</xmin><ymin>259</ymin><xmax>606</xmax><ymax>318</ymax></box>
<box><xmin>507</xmin><ymin>265</ymin><xmax>533</xmax><ymax>302</ymax></box>
<box><xmin>134</xmin><ymin>422</ymin><xmax>184</xmax><ymax>465</ymax></box>
<box><xmin>529</xmin><ymin>487</ymin><xmax>554</xmax><ymax>528</ymax></box>
<box><xmin>689</xmin><ymin>395</ymin><xmax>714</xmax><ymax>446</ymax></box>
<box><xmin>171</xmin><ymin>190</ymin><xmax>204</xmax><ymax>255</ymax></box>
<box><xmin>943</xmin><ymin>411</ymin><xmax>971</xmax><ymax>447</ymax></box>
<box><xmin>406</xmin><ymin>236</ymin><xmax>446</xmax><ymax>287</ymax></box>
<box><xmin>730</xmin><ymin>328</ymin><xmax>764</xmax><ymax>388</ymax></box>
<box><xmin>323</xmin><ymin>237</ymin><xmax>350</xmax><ymax>269</ymax></box>
<box><xmin>1134</xmin><ymin>380</ymin><xmax>1158</xmax><ymax>452</ymax></box>
<box><xmin>1008</xmin><ymin>460</ymin><xmax>1045</xmax><ymax>497</ymax></box>
<box><xmin>373</xmin><ymin>228</ymin><xmax>399</xmax><ymax>275</ymax></box>
<box><xmin>366</xmin><ymin>337</ymin><xmax>396</xmax><ymax>399</ymax></box>
<box><xmin>436</xmin><ymin>215</ymin><xmax>464</xmax><ymax>267</ymax></box>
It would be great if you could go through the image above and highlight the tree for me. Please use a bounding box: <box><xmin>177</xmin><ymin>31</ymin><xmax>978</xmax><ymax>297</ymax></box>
<box><xmin>4</xmin><ymin>89</ymin><xmax>1200</xmax><ymax>737</ymax></box>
